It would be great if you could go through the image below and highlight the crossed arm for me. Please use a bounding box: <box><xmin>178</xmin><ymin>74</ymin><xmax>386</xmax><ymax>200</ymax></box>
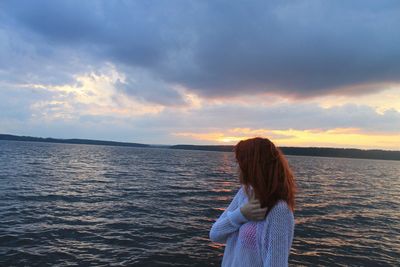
<box><xmin>209</xmin><ymin>187</ymin><xmax>249</xmax><ymax>243</ymax></box>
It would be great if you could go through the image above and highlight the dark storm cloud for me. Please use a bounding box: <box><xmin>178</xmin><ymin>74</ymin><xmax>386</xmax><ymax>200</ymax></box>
<box><xmin>1</xmin><ymin>0</ymin><xmax>400</xmax><ymax>99</ymax></box>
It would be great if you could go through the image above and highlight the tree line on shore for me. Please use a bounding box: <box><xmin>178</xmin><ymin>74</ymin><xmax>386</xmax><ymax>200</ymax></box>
<box><xmin>1</xmin><ymin>134</ymin><xmax>399</xmax><ymax>161</ymax></box>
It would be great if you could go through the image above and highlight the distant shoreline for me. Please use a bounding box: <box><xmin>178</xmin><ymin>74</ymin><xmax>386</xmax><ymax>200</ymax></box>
<box><xmin>1</xmin><ymin>133</ymin><xmax>399</xmax><ymax>161</ymax></box>
<box><xmin>0</xmin><ymin>134</ymin><xmax>149</xmax><ymax>148</ymax></box>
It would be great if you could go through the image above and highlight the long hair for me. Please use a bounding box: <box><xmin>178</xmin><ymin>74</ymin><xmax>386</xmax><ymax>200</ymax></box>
<box><xmin>234</xmin><ymin>137</ymin><xmax>296</xmax><ymax>215</ymax></box>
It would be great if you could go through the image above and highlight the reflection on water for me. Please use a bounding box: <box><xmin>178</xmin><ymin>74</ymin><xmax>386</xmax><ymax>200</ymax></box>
<box><xmin>0</xmin><ymin>140</ymin><xmax>399</xmax><ymax>266</ymax></box>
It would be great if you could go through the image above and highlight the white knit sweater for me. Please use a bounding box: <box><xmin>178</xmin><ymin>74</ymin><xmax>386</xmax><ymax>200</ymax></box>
<box><xmin>209</xmin><ymin>185</ymin><xmax>295</xmax><ymax>267</ymax></box>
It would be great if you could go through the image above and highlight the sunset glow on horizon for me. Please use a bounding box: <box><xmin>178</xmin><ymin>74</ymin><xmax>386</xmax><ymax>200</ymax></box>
<box><xmin>173</xmin><ymin>127</ymin><xmax>400</xmax><ymax>150</ymax></box>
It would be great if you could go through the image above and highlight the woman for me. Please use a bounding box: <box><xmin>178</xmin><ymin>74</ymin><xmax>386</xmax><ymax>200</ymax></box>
<box><xmin>209</xmin><ymin>137</ymin><xmax>296</xmax><ymax>267</ymax></box>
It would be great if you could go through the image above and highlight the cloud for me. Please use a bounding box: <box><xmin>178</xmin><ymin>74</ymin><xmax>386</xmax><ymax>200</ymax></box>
<box><xmin>0</xmin><ymin>65</ymin><xmax>169</xmax><ymax>129</ymax></box>
<box><xmin>1</xmin><ymin>75</ymin><xmax>399</xmax><ymax>147</ymax></box>
<box><xmin>1</xmin><ymin>0</ymin><xmax>400</xmax><ymax>101</ymax></box>
<box><xmin>0</xmin><ymin>21</ymin><xmax>93</xmax><ymax>86</ymax></box>
<box><xmin>115</xmin><ymin>65</ymin><xmax>187</xmax><ymax>106</ymax></box>
<box><xmin>0</xmin><ymin>1</ymin><xmax>399</xmax><ymax>149</ymax></box>
<box><xmin>130</xmin><ymin>101</ymin><xmax>400</xmax><ymax>136</ymax></box>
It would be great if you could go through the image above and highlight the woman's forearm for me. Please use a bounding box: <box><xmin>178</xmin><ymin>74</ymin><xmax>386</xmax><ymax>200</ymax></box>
<box><xmin>209</xmin><ymin>206</ymin><xmax>249</xmax><ymax>243</ymax></box>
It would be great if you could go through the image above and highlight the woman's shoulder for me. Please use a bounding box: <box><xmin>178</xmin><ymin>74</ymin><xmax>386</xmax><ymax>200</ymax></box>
<box><xmin>268</xmin><ymin>200</ymin><xmax>294</xmax><ymax>219</ymax></box>
<box><xmin>273</xmin><ymin>199</ymin><xmax>290</xmax><ymax>209</ymax></box>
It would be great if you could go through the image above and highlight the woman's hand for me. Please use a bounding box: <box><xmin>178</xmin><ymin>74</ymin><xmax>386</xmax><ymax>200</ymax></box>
<box><xmin>240</xmin><ymin>191</ymin><xmax>268</xmax><ymax>221</ymax></box>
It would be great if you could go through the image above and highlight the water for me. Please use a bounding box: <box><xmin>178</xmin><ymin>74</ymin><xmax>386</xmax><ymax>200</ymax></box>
<box><xmin>0</xmin><ymin>140</ymin><xmax>399</xmax><ymax>266</ymax></box>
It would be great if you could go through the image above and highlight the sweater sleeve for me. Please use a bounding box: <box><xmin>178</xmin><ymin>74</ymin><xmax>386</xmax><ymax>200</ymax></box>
<box><xmin>209</xmin><ymin>187</ymin><xmax>249</xmax><ymax>243</ymax></box>
<box><xmin>263</xmin><ymin>201</ymin><xmax>294</xmax><ymax>267</ymax></box>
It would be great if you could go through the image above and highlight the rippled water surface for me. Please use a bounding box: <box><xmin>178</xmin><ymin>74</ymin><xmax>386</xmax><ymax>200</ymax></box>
<box><xmin>0</xmin><ymin>140</ymin><xmax>399</xmax><ymax>266</ymax></box>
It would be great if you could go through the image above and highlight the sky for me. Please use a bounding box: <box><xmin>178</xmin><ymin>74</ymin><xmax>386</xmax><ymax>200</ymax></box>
<box><xmin>0</xmin><ymin>0</ymin><xmax>399</xmax><ymax>149</ymax></box>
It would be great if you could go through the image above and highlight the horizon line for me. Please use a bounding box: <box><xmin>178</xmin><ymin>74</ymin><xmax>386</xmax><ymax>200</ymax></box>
<box><xmin>1</xmin><ymin>132</ymin><xmax>399</xmax><ymax>152</ymax></box>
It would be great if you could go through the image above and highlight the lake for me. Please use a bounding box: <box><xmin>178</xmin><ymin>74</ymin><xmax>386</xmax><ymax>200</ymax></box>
<box><xmin>0</xmin><ymin>140</ymin><xmax>399</xmax><ymax>266</ymax></box>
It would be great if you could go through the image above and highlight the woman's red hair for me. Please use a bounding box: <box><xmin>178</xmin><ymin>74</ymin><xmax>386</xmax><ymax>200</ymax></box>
<box><xmin>234</xmin><ymin>137</ymin><xmax>296</xmax><ymax>214</ymax></box>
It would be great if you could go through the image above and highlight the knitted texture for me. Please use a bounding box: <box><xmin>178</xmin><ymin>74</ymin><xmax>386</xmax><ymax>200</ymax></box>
<box><xmin>209</xmin><ymin>186</ymin><xmax>295</xmax><ymax>267</ymax></box>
